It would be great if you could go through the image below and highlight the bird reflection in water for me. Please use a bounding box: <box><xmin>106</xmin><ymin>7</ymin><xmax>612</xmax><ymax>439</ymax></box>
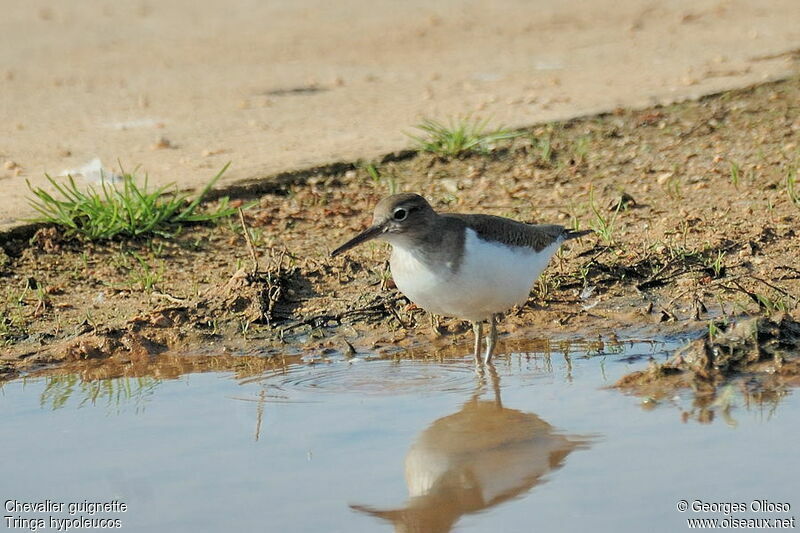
<box><xmin>351</xmin><ymin>365</ymin><xmax>593</xmax><ymax>533</ymax></box>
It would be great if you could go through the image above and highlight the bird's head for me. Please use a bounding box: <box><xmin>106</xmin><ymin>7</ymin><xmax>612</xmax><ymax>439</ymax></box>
<box><xmin>330</xmin><ymin>193</ymin><xmax>436</xmax><ymax>257</ymax></box>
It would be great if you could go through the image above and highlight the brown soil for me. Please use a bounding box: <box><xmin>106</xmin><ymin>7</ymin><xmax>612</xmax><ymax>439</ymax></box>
<box><xmin>2</xmin><ymin>77</ymin><xmax>799</xmax><ymax>390</ymax></box>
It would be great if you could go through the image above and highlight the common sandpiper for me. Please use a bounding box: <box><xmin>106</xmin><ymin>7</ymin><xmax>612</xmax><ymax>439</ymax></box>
<box><xmin>331</xmin><ymin>193</ymin><xmax>590</xmax><ymax>364</ymax></box>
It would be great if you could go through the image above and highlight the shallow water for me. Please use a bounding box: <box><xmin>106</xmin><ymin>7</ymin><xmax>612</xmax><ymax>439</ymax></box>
<box><xmin>2</xmin><ymin>337</ymin><xmax>798</xmax><ymax>532</ymax></box>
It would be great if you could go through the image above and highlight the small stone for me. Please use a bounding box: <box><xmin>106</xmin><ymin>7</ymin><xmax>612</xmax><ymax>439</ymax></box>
<box><xmin>440</xmin><ymin>178</ymin><xmax>459</xmax><ymax>193</ymax></box>
<box><xmin>151</xmin><ymin>136</ymin><xmax>172</xmax><ymax>150</ymax></box>
<box><xmin>151</xmin><ymin>314</ymin><xmax>171</xmax><ymax>328</ymax></box>
<box><xmin>4</xmin><ymin>160</ymin><xmax>18</xmax><ymax>170</ymax></box>
<box><xmin>608</xmin><ymin>192</ymin><xmax>636</xmax><ymax>211</ymax></box>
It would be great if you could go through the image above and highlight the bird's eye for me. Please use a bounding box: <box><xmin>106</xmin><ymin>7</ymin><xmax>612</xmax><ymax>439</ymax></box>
<box><xmin>393</xmin><ymin>208</ymin><xmax>408</xmax><ymax>221</ymax></box>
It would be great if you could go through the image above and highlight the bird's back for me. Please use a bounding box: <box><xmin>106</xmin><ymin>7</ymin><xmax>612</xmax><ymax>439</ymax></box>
<box><xmin>442</xmin><ymin>214</ymin><xmax>576</xmax><ymax>252</ymax></box>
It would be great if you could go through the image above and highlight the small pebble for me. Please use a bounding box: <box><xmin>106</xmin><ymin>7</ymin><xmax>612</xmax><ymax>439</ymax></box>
<box><xmin>656</xmin><ymin>172</ymin><xmax>673</xmax><ymax>184</ymax></box>
<box><xmin>151</xmin><ymin>136</ymin><xmax>172</xmax><ymax>150</ymax></box>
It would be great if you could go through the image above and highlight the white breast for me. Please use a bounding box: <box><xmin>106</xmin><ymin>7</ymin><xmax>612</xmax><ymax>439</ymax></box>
<box><xmin>390</xmin><ymin>229</ymin><xmax>560</xmax><ymax>322</ymax></box>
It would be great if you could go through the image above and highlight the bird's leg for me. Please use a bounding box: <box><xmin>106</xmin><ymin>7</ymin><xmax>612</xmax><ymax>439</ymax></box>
<box><xmin>472</xmin><ymin>321</ymin><xmax>483</xmax><ymax>364</ymax></box>
<box><xmin>483</xmin><ymin>314</ymin><xmax>499</xmax><ymax>364</ymax></box>
<box><xmin>486</xmin><ymin>361</ymin><xmax>502</xmax><ymax>407</ymax></box>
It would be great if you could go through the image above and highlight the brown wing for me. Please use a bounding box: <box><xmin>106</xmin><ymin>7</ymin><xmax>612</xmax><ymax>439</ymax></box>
<box><xmin>443</xmin><ymin>214</ymin><xmax>572</xmax><ymax>252</ymax></box>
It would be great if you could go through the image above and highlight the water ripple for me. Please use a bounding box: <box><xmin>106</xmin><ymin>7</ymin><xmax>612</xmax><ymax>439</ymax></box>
<box><xmin>248</xmin><ymin>359</ymin><xmax>481</xmax><ymax>397</ymax></box>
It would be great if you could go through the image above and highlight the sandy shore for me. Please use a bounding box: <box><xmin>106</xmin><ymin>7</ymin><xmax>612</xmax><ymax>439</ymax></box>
<box><xmin>1</xmin><ymin>0</ymin><xmax>799</xmax><ymax>230</ymax></box>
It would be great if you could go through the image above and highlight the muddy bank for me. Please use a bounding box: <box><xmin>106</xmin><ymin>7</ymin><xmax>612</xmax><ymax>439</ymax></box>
<box><xmin>616</xmin><ymin>314</ymin><xmax>800</xmax><ymax>422</ymax></box>
<box><xmin>2</xmin><ymin>77</ymin><xmax>800</xmax><ymax>388</ymax></box>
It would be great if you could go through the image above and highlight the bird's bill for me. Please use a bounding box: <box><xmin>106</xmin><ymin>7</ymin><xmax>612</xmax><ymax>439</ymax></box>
<box><xmin>330</xmin><ymin>224</ymin><xmax>384</xmax><ymax>257</ymax></box>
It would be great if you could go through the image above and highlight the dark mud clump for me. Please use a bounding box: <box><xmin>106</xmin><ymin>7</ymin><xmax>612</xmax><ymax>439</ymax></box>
<box><xmin>197</xmin><ymin>258</ymin><xmax>298</xmax><ymax>326</ymax></box>
<box><xmin>616</xmin><ymin>314</ymin><xmax>800</xmax><ymax>421</ymax></box>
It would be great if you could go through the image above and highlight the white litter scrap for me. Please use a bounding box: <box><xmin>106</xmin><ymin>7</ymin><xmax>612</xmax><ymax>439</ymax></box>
<box><xmin>579</xmin><ymin>285</ymin><xmax>596</xmax><ymax>300</ymax></box>
<box><xmin>580</xmin><ymin>284</ymin><xmax>599</xmax><ymax>310</ymax></box>
<box><xmin>61</xmin><ymin>158</ymin><xmax>123</xmax><ymax>184</ymax></box>
<box><xmin>108</xmin><ymin>118</ymin><xmax>161</xmax><ymax>130</ymax></box>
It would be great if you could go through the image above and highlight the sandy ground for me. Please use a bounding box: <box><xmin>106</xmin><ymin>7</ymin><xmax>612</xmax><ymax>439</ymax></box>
<box><xmin>1</xmin><ymin>0</ymin><xmax>799</xmax><ymax>230</ymax></box>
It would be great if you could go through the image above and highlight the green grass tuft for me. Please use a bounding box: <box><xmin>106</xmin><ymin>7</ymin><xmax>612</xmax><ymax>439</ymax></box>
<box><xmin>588</xmin><ymin>186</ymin><xmax>621</xmax><ymax>245</ymax></box>
<box><xmin>729</xmin><ymin>161</ymin><xmax>741</xmax><ymax>189</ymax></box>
<box><xmin>26</xmin><ymin>163</ymin><xmax>236</xmax><ymax>241</ymax></box>
<box><xmin>407</xmin><ymin>117</ymin><xmax>522</xmax><ymax>157</ymax></box>
<box><xmin>128</xmin><ymin>252</ymin><xmax>165</xmax><ymax>293</ymax></box>
<box><xmin>364</xmin><ymin>163</ymin><xmax>399</xmax><ymax>195</ymax></box>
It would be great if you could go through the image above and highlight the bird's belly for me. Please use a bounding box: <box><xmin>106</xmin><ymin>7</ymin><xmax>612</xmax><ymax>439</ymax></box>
<box><xmin>390</xmin><ymin>230</ymin><xmax>559</xmax><ymax>322</ymax></box>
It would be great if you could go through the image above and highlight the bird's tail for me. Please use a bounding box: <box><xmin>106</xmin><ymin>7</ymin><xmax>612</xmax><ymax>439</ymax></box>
<box><xmin>564</xmin><ymin>229</ymin><xmax>593</xmax><ymax>240</ymax></box>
